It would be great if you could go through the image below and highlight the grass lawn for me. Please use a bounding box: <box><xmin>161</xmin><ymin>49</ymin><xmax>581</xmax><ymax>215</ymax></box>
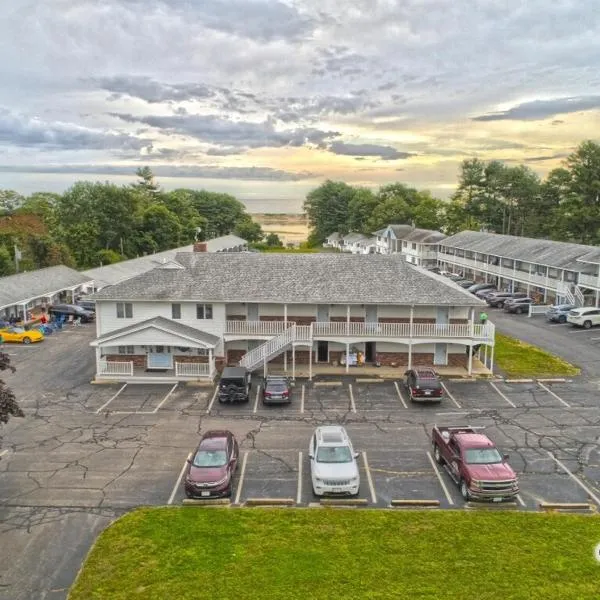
<box><xmin>69</xmin><ymin>508</ymin><xmax>600</xmax><ymax>600</ymax></box>
<box><xmin>494</xmin><ymin>333</ymin><xmax>580</xmax><ymax>378</ymax></box>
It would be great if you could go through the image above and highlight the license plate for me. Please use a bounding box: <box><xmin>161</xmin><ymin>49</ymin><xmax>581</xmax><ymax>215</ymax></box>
<box><xmin>332</xmin><ymin>488</ymin><xmax>342</xmax><ymax>493</ymax></box>
<box><xmin>425</xmin><ymin>390</ymin><xmax>431</xmax><ymax>395</ymax></box>
<box><xmin>201</xmin><ymin>491</ymin><xmax>210</xmax><ymax>497</ymax></box>
<box><xmin>492</xmin><ymin>497</ymin><xmax>502</xmax><ymax>502</ymax></box>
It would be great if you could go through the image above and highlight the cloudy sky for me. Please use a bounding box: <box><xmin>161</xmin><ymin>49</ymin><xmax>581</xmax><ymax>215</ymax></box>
<box><xmin>1</xmin><ymin>0</ymin><xmax>599</xmax><ymax>209</ymax></box>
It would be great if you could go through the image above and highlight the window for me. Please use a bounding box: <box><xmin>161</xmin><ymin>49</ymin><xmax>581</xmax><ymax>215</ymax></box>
<box><xmin>118</xmin><ymin>346</ymin><xmax>134</xmax><ymax>354</ymax></box>
<box><xmin>197</xmin><ymin>348</ymin><xmax>208</xmax><ymax>356</ymax></box>
<box><xmin>172</xmin><ymin>303</ymin><xmax>181</xmax><ymax>319</ymax></box>
<box><xmin>116</xmin><ymin>302</ymin><xmax>133</xmax><ymax>318</ymax></box>
<box><xmin>565</xmin><ymin>271</ymin><xmax>575</xmax><ymax>282</ymax></box>
<box><xmin>196</xmin><ymin>303</ymin><xmax>213</xmax><ymax>319</ymax></box>
<box><xmin>402</xmin><ymin>241</ymin><xmax>407</xmax><ymax>248</ymax></box>
<box><xmin>411</xmin><ymin>243</ymin><xmax>417</xmax><ymax>250</ymax></box>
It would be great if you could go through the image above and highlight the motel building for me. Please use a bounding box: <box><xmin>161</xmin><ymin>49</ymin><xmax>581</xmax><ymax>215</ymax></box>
<box><xmin>88</xmin><ymin>246</ymin><xmax>494</xmax><ymax>383</ymax></box>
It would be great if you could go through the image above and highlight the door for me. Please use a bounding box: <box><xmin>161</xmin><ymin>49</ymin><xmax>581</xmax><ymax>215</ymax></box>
<box><xmin>434</xmin><ymin>307</ymin><xmax>449</xmax><ymax>366</ymax></box>
<box><xmin>365</xmin><ymin>305</ymin><xmax>377</xmax><ymax>323</ymax></box>
<box><xmin>247</xmin><ymin>303</ymin><xmax>259</xmax><ymax>321</ymax></box>
<box><xmin>147</xmin><ymin>346</ymin><xmax>173</xmax><ymax>369</ymax></box>
<box><xmin>317</xmin><ymin>341</ymin><xmax>329</xmax><ymax>363</ymax></box>
<box><xmin>365</xmin><ymin>342</ymin><xmax>375</xmax><ymax>362</ymax></box>
<box><xmin>317</xmin><ymin>304</ymin><xmax>329</xmax><ymax>322</ymax></box>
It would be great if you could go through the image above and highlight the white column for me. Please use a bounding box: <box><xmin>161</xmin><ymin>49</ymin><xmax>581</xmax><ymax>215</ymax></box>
<box><xmin>95</xmin><ymin>347</ymin><xmax>102</xmax><ymax>375</ymax></box>
<box><xmin>346</xmin><ymin>304</ymin><xmax>350</xmax><ymax>335</ymax></box>
<box><xmin>22</xmin><ymin>302</ymin><xmax>27</xmax><ymax>322</ymax></box>
<box><xmin>467</xmin><ymin>344</ymin><xmax>473</xmax><ymax>375</ymax></box>
<box><xmin>408</xmin><ymin>341</ymin><xmax>412</xmax><ymax>370</ymax></box>
<box><xmin>284</xmin><ymin>304</ymin><xmax>288</xmax><ymax>327</ymax></box>
<box><xmin>409</xmin><ymin>305</ymin><xmax>414</xmax><ymax>337</ymax></box>
<box><xmin>308</xmin><ymin>345</ymin><xmax>312</xmax><ymax>380</ymax></box>
<box><xmin>263</xmin><ymin>355</ymin><xmax>267</xmax><ymax>378</ymax></box>
<box><xmin>484</xmin><ymin>343</ymin><xmax>488</xmax><ymax>369</ymax></box>
<box><xmin>292</xmin><ymin>345</ymin><xmax>296</xmax><ymax>380</ymax></box>
<box><xmin>469</xmin><ymin>307</ymin><xmax>475</xmax><ymax>336</ymax></box>
<box><xmin>346</xmin><ymin>342</ymin><xmax>350</xmax><ymax>373</ymax></box>
<box><xmin>284</xmin><ymin>350</ymin><xmax>287</xmax><ymax>372</ymax></box>
<box><xmin>490</xmin><ymin>343</ymin><xmax>495</xmax><ymax>375</ymax></box>
<box><xmin>596</xmin><ymin>289</ymin><xmax>599</xmax><ymax>308</ymax></box>
<box><xmin>283</xmin><ymin>304</ymin><xmax>288</xmax><ymax>372</ymax></box>
<box><xmin>209</xmin><ymin>349</ymin><xmax>214</xmax><ymax>378</ymax></box>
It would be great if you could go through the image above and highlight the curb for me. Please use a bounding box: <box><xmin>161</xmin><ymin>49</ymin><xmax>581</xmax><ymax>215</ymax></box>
<box><xmin>464</xmin><ymin>501</ymin><xmax>519</xmax><ymax>510</ymax></box>
<box><xmin>245</xmin><ymin>498</ymin><xmax>295</xmax><ymax>507</ymax></box>
<box><xmin>504</xmin><ymin>378</ymin><xmax>534</xmax><ymax>384</ymax></box>
<box><xmin>390</xmin><ymin>499</ymin><xmax>440</xmax><ymax>507</ymax></box>
<box><xmin>539</xmin><ymin>502</ymin><xmax>593</xmax><ymax>511</ymax></box>
<box><xmin>320</xmin><ymin>498</ymin><xmax>369</xmax><ymax>507</ymax></box>
<box><xmin>536</xmin><ymin>378</ymin><xmax>567</xmax><ymax>383</ymax></box>
<box><xmin>182</xmin><ymin>498</ymin><xmax>231</xmax><ymax>506</ymax></box>
<box><xmin>314</xmin><ymin>381</ymin><xmax>343</xmax><ymax>387</ymax></box>
<box><xmin>355</xmin><ymin>378</ymin><xmax>385</xmax><ymax>383</ymax></box>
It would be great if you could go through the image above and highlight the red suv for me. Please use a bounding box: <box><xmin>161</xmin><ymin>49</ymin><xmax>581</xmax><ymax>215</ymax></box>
<box><xmin>184</xmin><ymin>430</ymin><xmax>239</xmax><ymax>499</ymax></box>
<box><xmin>405</xmin><ymin>368</ymin><xmax>444</xmax><ymax>402</ymax></box>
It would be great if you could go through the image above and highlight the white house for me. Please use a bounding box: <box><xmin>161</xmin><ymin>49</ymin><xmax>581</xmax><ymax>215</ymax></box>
<box><xmin>323</xmin><ymin>232</ymin><xmax>342</xmax><ymax>250</ymax></box>
<box><xmin>375</xmin><ymin>224</ymin><xmax>446</xmax><ymax>268</ymax></box>
<box><xmin>340</xmin><ymin>233</ymin><xmax>370</xmax><ymax>254</ymax></box>
<box><xmin>88</xmin><ymin>247</ymin><xmax>493</xmax><ymax>383</ymax></box>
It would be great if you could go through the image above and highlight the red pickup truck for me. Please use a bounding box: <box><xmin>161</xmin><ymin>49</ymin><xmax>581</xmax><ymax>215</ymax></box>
<box><xmin>432</xmin><ymin>425</ymin><xmax>519</xmax><ymax>502</ymax></box>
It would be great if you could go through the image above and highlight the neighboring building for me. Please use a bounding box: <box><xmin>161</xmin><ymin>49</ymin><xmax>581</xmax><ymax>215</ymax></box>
<box><xmin>0</xmin><ymin>266</ymin><xmax>94</xmax><ymax>321</ymax></box>
<box><xmin>357</xmin><ymin>236</ymin><xmax>378</xmax><ymax>255</ymax></box>
<box><xmin>339</xmin><ymin>233</ymin><xmax>370</xmax><ymax>254</ymax></box>
<box><xmin>438</xmin><ymin>230</ymin><xmax>600</xmax><ymax>306</ymax></box>
<box><xmin>88</xmin><ymin>251</ymin><xmax>492</xmax><ymax>383</ymax></box>
<box><xmin>82</xmin><ymin>235</ymin><xmax>248</xmax><ymax>291</ymax></box>
<box><xmin>323</xmin><ymin>232</ymin><xmax>342</xmax><ymax>250</ymax></box>
<box><xmin>374</xmin><ymin>224</ymin><xmax>446</xmax><ymax>268</ymax></box>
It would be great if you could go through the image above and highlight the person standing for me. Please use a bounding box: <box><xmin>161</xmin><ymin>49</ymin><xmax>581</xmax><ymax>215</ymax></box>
<box><xmin>479</xmin><ymin>311</ymin><xmax>488</xmax><ymax>325</ymax></box>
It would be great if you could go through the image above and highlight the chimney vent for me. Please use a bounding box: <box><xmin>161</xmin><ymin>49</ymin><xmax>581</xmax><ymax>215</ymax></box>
<box><xmin>193</xmin><ymin>242</ymin><xmax>208</xmax><ymax>252</ymax></box>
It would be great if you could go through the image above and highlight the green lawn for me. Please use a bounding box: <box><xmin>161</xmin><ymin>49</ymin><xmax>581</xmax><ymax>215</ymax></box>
<box><xmin>494</xmin><ymin>333</ymin><xmax>580</xmax><ymax>378</ymax></box>
<box><xmin>69</xmin><ymin>508</ymin><xmax>600</xmax><ymax>600</ymax></box>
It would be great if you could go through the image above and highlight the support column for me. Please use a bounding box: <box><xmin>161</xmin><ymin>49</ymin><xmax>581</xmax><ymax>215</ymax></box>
<box><xmin>292</xmin><ymin>345</ymin><xmax>296</xmax><ymax>380</ymax></box>
<box><xmin>283</xmin><ymin>303</ymin><xmax>288</xmax><ymax>372</ymax></box>
<box><xmin>95</xmin><ymin>347</ymin><xmax>102</xmax><ymax>375</ymax></box>
<box><xmin>596</xmin><ymin>289</ymin><xmax>599</xmax><ymax>308</ymax></box>
<box><xmin>346</xmin><ymin>342</ymin><xmax>350</xmax><ymax>373</ymax></box>
<box><xmin>467</xmin><ymin>344</ymin><xmax>473</xmax><ymax>375</ymax></box>
<box><xmin>209</xmin><ymin>349</ymin><xmax>214</xmax><ymax>378</ymax></box>
<box><xmin>543</xmin><ymin>287</ymin><xmax>548</xmax><ymax>303</ymax></box>
<box><xmin>490</xmin><ymin>343</ymin><xmax>495</xmax><ymax>375</ymax></box>
<box><xmin>263</xmin><ymin>355</ymin><xmax>267</xmax><ymax>378</ymax></box>
<box><xmin>346</xmin><ymin>304</ymin><xmax>350</xmax><ymax>335</ymax></box>
<box><xmin>308</xmin><ymin>345</ymin><xmax>312</xmax><ymax>380</ymax></box>
<box><xmin>408</xmin><ymin>341</ymin><xmax>413</xmax><ymax>370</ymax></box>
<box><xmin>408</xmin><ymin>304</ymin><xmax>414</xmax><ymax>370</ymax></box>
<box><xmin>22</xmin><ymin>302</ymin><xmax>28</xmax><ymax>323</ymax></box>
<box><xmin>484</xmin><ymin>343</ymin><xmax>488</xmax><ymax>369</ymax></box>
<box><xmin>469</xmin><ymin>307</ymin><xmax>475</xmax><ymax>336</ymax></box>
<box><xmin>284</xmin><ymin>350</ymin><xmax>287</xmax><ymax>372</ymax></box>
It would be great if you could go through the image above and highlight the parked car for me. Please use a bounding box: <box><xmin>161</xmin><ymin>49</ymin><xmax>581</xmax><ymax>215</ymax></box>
<box><xmin>218</xmin><ymin>367</ymin><xmax>251</xmax><ymax>403</ymax></box>
<box><xmin>405</xmin><ymin>368</ymin><xmax>444</xmax><ymax>403</ymax></box>
<box><xmin>76</xmin><ymin>300</ymin><xmax>96</xmax><ymax>312</ymax></box>
<box><xmin>0</xmin><ymin>326</ymin><xmax>44</xmax><ymax>344</ymax></box>
<box><xmin>431</xmin><ymin>425</ymin><xmax>519</xmax><ymax>502</ymax></box>
<box><xmin>262</xmin><ymin>375</ymin><xmax>292</xmax><ymax>405</ymax></box>
<box><xmin>456</xmin><ymin>280</ymin><xmax>475</xmax><ymax>288</ymax></box>
<box><xmin>309</xmin><ymin>426</ymin><xmax>360</xmax><ymax>497</ymax></box>
<box><xmin>545</xmin><ymin>304</ymin><xmax>576</xmax><ymax>324</ymax></box>
<box><xmin>48</xmin><ymin>303</ymin><xmax>95</xmax><ymax>323</ymax></box>
<box><xmin>427</xmin><ymin>267</ymin><xmax>441</xmax><ymax>274</ymax></box>
<box><xmin>475</xmin><ymin>287</ymin><xmax>498</xmax><ymax>299</ymax></box>
<box><xmin>486</xmin><ymin>291</ymin><xmax>527</xmax><ymax>308</ymax></box>
<box><xmin>184</xmin><ymin>430</ymin><xmax>239</xmax><ymax>499</ymax></box>
<box><xmin>503</xmin><ymin>297</ymin><xmax>534</xmax><ymax>314</ymax></box>
<box><xmin>467</xmin><ymin>282</ymin><xmax>496</xmax><ymax>295</ymax></box>
<box><xmin>567</xmin><ymin>307</ymin><xmax>600</xmax><ymax>329</ymax></box>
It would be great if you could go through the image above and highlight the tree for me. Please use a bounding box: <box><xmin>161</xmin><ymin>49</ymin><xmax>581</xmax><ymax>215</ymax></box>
<box><xmin>346</xmin><ymin>188</ymin><xmax>378</xmax><ymax>234</ymax></box>
<box><xmin>0</xmin><ymin>245</ymin><xmax>13</xmax><ymax>276</ymax></box>
<box><xmin>188</xmin><ymin>190</ymin><xmax>246</xmax><ymax>238</ymax></box>
<box><xmin>96</xmin><ymin>249</ymin><xmax>123</xmax><ymax>265</ymax></box>
<box><xmin>0</xmin><ymin>190</ymin><xmax>25</xmax><ymax>215</ymax></box>
<box><xmin>0</xmin><ymin>352</ymin><xmax>23</xmax><ymax>445</ymax></box>
<box><xmin>411</xmin><ymin>192</ymin><xmax>444</xmax><ymax>230</ymax></box>
<box><xmin>265</xmin><ymin>232</ymin><xmax>283</xmax><ymax>247</ymax></box>
<box><xmin>234</xmin><ymin>215</ymin><xmax>264</xmax><ymax>243</ymax></box>
<box><xmin>134</xmin><ymin>166</ymin><xmax>160</xmax><ymax>195</ymax></box>
<box><xmin>139</xmin><ymin>204</ymin><xmax>183</xmax><ymax>252</ymax></box>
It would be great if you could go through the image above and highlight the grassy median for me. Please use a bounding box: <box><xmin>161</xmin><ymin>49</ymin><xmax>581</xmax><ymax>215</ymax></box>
<box><xmin>69</xmin><ymin>508</ymin><xmax>600</xmax><ymax>600</ymax></box>
<box><xmin>494</xmin><ymin>333</ymin><xmax>580</xmax><ymax>378</ymax></box>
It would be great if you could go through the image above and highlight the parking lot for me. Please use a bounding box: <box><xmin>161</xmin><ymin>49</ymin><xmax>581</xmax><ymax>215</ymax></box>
<box><xmin>2</xmin><ymin>325</ymin><xmax>600</xmax><ymax>599</ymax></box>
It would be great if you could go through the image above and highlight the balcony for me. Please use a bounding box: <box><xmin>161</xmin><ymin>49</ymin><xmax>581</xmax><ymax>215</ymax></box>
<box><xmin>225</xmin><ymin>320</ymin><xmax>287</xmax><ymax>335</ymax></box>
<box><xmin>578</xmin><ymin>273</ymin><xmax>600</xmax><ymax>289</ymax></box>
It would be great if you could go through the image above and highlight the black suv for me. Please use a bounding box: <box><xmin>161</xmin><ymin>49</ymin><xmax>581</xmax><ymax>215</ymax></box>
<box><xmin>49</xmin><ymin>303</ymin><xmax>95</xmax><ymax>323</ymax></box>
<box><xmin>405</xmin><ymin>368</ymin><xmax>444</xmax><ymax>403</ymax></box>
<box><xmin>262</xmin><ymin>375</ymin><xmax>292</xmax><ymax>405</ymax></box>
<box><xmin>486</xmin><ymin>292</ymin><xmax>527</xmax><ymax>308</ymax></box>
<box><xmin>218</xmin><ymin>367</ymin><xmax>251</xmax><ymax>403</ymax></box>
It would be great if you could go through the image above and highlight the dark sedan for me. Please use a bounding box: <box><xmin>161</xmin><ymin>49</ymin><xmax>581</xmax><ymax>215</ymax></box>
<box><xmin>184</xmin><ymin>430</ymin><xmax>238</xmax><ymax>499</ymax></box>
<box><xmin>262</xmin><ymin>375</ymin><xmax>292</xmax><ymax>405</ymax></box>
<box><xmin>504</xmin><ymin>297</ymin><xmax>534</xmax><ymax>314</ymax></box>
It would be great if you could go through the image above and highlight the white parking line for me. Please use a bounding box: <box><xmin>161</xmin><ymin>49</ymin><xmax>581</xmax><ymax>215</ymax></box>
<box><xmin>537</xmin><ymin>381</ymin><xmax>571</xmax><ymax>408</ymax></box>
<box><xmin>393</xmin><ymin>381</ymin><xmax>408</xmax><ymax>409</ymax></box>
<box><xmin>253</xmin><ymin>385</ymin><xmax>261</xmax><ymax>414</ymax></box>
<box><xmin>234</xmin><ymin>451</ymin><xmax>249</xmax><ymax>505</ymax></box>
<box><xmin>568</xmin><ymin>329</ymin><xmax>595</xmax><ymax>334</ymax></box>
<box><xmin>489</xmin><ymin>381</ymin><xmax>516</xmax><ymax>408</ymax></box>
<box><xmin>296</xmin><ymin>452</ymin><xmax>303</xmax><ymax>505</ymax></box>
<box><xmin>0</xmin><ymin>449</ymin><xmax>8</xmax><ymax>458</ymax></box>
<box><xmin>362</xmin><ymin>452</ymin><xmax>377</xmax><ymax>504</ymax></box>
<box><xmin>589</xmin><ymin>337</ymin><xmax>600</xmax><ymax>341</ymax></box>
<box><xmin>426</xmin><ymin>451</ymin><xmax>454</xmax><ymax>506</ymax></box>
<box><xmin>300</xmin><ymin>384</ymin><xmax>305</xmax><ymax>414</ymax></box>
<box><xmin>348</xmin><ymin>384</ymin><xmax>357</xmax><ymax>413</ymax></box>
<box><xmin>168</xmin><ymin>453</ymin><xmax>191</xmax><ymax>505</ymax></box>
<box><xmin>547</xmin><ymin>451</ymin><xmax>600</xmax><ymax>506</ymax></box>
<box><xmin>440</xmin><ymin>382</ymin><xmax>461</xmax><ymax>409</ymax></box>
<box><xmin>95</xmin><ymin>383</ymin><xmax>127</xmax><ymax>414</ymax></box>
<box><xmin>205</xmin><ymin>386</ymin><xmax>219</xmax><ymax>414</ymax></box>
<box><xmin>515</xmin><ymin>493</ymin><xmax>526</xmax><ymax>507</ymax></box>
<box><xmin>152</xmin><ymin>383</ymin><xmax>178</xmax><ymax>413</ymax></box>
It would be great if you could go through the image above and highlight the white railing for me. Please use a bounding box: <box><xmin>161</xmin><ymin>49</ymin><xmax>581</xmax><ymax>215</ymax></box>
<box><xmin>575</xmin><ymin>286</ymin><xmax>585</xmax><ymax>306</ymax></box>
<box><xmin>175</xmin><ymin>362</ymin><xmax>212</xmax><ymax>377</ymax></box>
<box><xmin>225</xmin><ymin>320</ymin><xmax>288</xmax><ymax>335</ymax></box>
<box><xmin>578</xmin><ymin>273</ymin><xmax>600</xmax><ymax>289</ymax></box>
<box><xmin>528</xmin><ymin>305</ymin><xmax>552</xmax><ymax>317</ymax></box>
<box><xmin>295</xmin><ymin>325</ymin><xmax>312</xmax><ymax>341</ymax></box>
<box><xmin>99</xmin><ymin>360</ymin><xmax>133</xmax><ymax>376</ymax></box>
<box><xmin>240</xmin><ymin>325</ymin><xmax>298</xmax><ymax>371</ymax></box>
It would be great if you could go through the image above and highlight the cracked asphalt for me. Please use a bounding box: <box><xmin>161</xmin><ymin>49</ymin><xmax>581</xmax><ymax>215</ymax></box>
<box><xmin>1</xmin><ymin>326</ymin><xmax>600</xmax><ymax>599</ymax></box>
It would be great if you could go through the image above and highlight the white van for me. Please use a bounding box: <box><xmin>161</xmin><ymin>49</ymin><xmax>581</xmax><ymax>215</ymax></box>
<box><xmin>567</xmin><ymin>307</ymin><xmax>600</xmax><ymax>329</ymax></box>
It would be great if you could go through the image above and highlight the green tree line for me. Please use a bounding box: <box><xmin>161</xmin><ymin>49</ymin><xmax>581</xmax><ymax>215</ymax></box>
<box><xmin>304</xmin><ymin>140</ymin><xmax>600</xmax><ymax>246</ymax></box>
<box><xmin>0</xmin><ymin>167</ymin><xmax>266</xmax><ymax>275</ymax></box>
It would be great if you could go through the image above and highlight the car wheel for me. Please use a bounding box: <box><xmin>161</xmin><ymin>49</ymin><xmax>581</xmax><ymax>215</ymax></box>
<box><xmin>433</xmin><ymin>444</ymin><xmax>444</xmax><ymax>465</ymax></box>
<box><xmin>584</xmin><ymin>320</ymin><xmax>592</xmax><ymax>329</ymax></box>
<box><xmin>516</xmin><ymin>307</ymin><xmax>523</xmax><ymax>314</ymax></box>
<box><xmin>22</xmin><ymin>337</ymin><xmax>31</xmax><ymax>344</ymax></box>
<box><xmin>498</xmin><ymin>301</ymin><xmax>504</xmax><ymax>308</ymax></box>
<box><xmin>558</xmin><ymin>315</ymin><xmax>567</xmax><ymax>324</ymax></box>
<box><xmin>460</xmin><ymin>480</ymin><xmax>470</xmax><ymax>501</ymax></box>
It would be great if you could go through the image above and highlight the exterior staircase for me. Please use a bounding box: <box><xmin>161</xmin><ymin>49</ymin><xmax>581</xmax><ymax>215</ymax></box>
<box><xmin>557</xmin><ymin>281</ymin><xmax>576</xmax><ymax>305</ymax></box>
<box><xmin>574</xmin><ymin>285</ymin><xmax>585</xmax><ymax>307</ymax></box>
<box><xmin>239</xmin><ymin>325</ymin><xmax>312</xmax><ymax>372</ymax></box>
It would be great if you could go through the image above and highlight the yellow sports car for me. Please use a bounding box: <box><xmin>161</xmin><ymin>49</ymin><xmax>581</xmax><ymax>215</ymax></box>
<box><xmin>0</xmin><ymin>327</ymin><xmax>44</xmax><ymax>344</ymax></box>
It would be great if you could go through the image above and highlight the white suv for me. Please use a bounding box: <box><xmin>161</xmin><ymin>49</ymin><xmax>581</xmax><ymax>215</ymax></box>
<box><xmin>567</xmin><ymin>307</ymin><xmax>600</xmax><ymax>329</ymax></box>
<box><xmin>309</xmin><ymin>426</ymin><xmax>360</xmax><ymax>497</ymax></box>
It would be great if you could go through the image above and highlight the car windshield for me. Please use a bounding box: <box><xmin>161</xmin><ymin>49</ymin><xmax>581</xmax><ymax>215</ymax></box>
<box><xmin>464</xmin><ymin>448</ymin><xmax>503</xmax><ymax>464</ymax></box>
<box><xmin>193</xmin><ymin>449</ymin><xmax>227</xmax><ymax>467</ymax></box>
<box><xmin>8</xmin><ymin>327</ymin><xmax>24</xmax><ymax>333</ymax></box>
<box><xmin>267</xmin><ymin>383</ymin><xmax>287</xmax><ymax>392</ymax></box>
<box><xmin>316</xmin><ymin>445</ymin><xmax>352</xmax><ymax>463</ymax></box>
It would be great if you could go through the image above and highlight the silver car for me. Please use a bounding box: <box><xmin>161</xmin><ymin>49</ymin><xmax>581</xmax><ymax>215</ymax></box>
<box><xmin>545</xmin><ymin>304</ymin><xmax>575</xmax><ymax>324</ymax></box>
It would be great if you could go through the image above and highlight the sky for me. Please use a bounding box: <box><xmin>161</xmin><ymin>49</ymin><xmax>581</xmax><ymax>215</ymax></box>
<box><xmin>0</xmin><ymin>0</ymin><xmax>599</xmax><ymax>209</ymax></box>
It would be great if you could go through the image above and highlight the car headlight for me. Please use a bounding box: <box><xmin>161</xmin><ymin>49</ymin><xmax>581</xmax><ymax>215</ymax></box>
<box><xmin>314</xmin><ymin>478</ymin><xmax>323</xmax><ymax>484</ymax></box>
<box><xmin>214</xmin><ymin>475</ymin><xmax>230</xmax><ymax>486</ymax></box>
<box><xmin>471</xmin><ymin>479</ymin><xmax>482</xmax><ymax>489</ymax></box>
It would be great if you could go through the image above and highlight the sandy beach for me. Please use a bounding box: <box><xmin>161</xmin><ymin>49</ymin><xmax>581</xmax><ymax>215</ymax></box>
<box><xmin>252</xmin><ymin>213</ymin><xmax>310</xmax><ymax>244</ymax></box>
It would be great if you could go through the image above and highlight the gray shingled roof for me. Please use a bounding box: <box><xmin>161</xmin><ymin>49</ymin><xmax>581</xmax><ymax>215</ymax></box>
<box><xmin>89</xmin><ymin>253</ymin><xmax>483</xmax><ymax>306</ymax></box>
<box><xmin>326</xmin><ymin>232</ymin><xmax>341</xmax><ymax>241</ymax></box>
<box><xmin>206</xmin><ymin>234</ymin><xmax>247</xmax><ymax>252</ymax></box>
<box><xmin>341</xmin><ymin>232</ymin><xmax>368</xmax><ymax>243</ymax></box>
<box><xmin>388</xmin><ymin>224</ymin><xmax>415</xmax><ymax>238</ymax></box>
<box><xmin>402</xmin><ymin>229</ymin><xmax>446</xmax><ymax>243</ymax></box>
<box><xmin>441</xmin><ymin>230</ymin><xmax>598</xmax><ymax>270</ymax></box>
<box><xmin>0</xmin><ymin>266</ymin><xmax>93</xmax><ymax>309</ymax></box>
<box><xmin>92</xmin><ymin>316</ymin><xmax>219</xmax><ymax>346</ymax></box>
<box><xmin>577</xmin><ymin>248</ymin><xmax>600</xmax><ymax>265</ymax></box>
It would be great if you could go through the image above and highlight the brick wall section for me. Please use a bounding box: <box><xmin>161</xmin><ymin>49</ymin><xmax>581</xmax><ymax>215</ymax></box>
<box><xmin>227</xmin><ymin>315</ymin><xmax>246</xmax><ymax>321</ymax></box>
<box><xmin>329</xmin><ymin>317</ymin><xmax>366</xmax><ymax>323</ymax></box>
<box><xmin>226</xmin><ymin>349</ymin><xmax>246</xmax><ymax>365</ymax></box>
<box><xmin>449</xmin><ymin>319</ymin><xmax>468</xmax><ymax>324</ymax></box>
<box><xmin>447</xmin><ymin>354</ymin><xmax>468</xmax><ymax>367</ymax></box>
<box><xmin>288</xmin><ymin>317</ymin><xmax>317</xmax><ymax>325</ymax></box>
<box><xmin>375</xmin><ymin>352</ymin><xmax>434</xmax><ymax>366</ymax></box>
<box><xmin>174</xmin><ymin>355</ymin><xmax>208</xmax><ymax>364</ymax></box>
<box><xmin>105</xmin><ymin>354</ymin><xmax>146</xmax><ymax>367</ymax></box>
<box><xmin>377</xmin><ymin>318</ymin><xmax>436</xmax><ymax>324</ymax></box>
<box><xmin>260</xmin><ymin>315</ymin><xmax>284</xmax><ymax>321</ymax></box>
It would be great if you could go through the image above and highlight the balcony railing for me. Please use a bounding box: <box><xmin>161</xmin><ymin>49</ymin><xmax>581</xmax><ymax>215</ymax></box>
<box><xmin>578</xmin><ymin>273</ymin><xmax>600</xmax><ymax>289</ymax></box>
<box><xmin>99</xmin><ymin>360</ymin><xmax>133</xmax><ymax>376</ymax></box>
<box><xmin>175</xmin><ymin>362</ymin><xmax>213</xmax><ymax>377</ymax></box>
<box><xmin>225</xmin><ymin>320</ymin><xmax>287</xmax><ymax>335</ymax></box>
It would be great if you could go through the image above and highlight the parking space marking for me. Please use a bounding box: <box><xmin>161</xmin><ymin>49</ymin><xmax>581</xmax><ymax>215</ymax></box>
<box><xmin>153</xmin><ymin>383</ymin><xmax>178</xmax><ymax>413</ymax></box>
<box><xmin>348</xmin><ymin>384</ymin><xmax>357</xmax><ymax>413</ymax></box>
<box><xmin>169</xmin><ymin>453</ymin><xmax>191</xmax><ymax>505</ymax></box>
<box><xmin>253</xmin><ymin>385</ymin><xmax>261</xmax><ymax>414</ymax></box>
<box><xmin>296</xmin><ymin>452</ymin><xmax>303</xmax><ymax>505</ymax></box>
<box><xmin>547</xmin><ymin>451</ymin><xmax>600</xmax><ymax>506</ymax></box>
<box><xmin>537</xmin><ymin>381</ymin><xmax>571</xmax><ymax>408</ymax></box>
<box><xmin>234</xmin><ymin>451</ymin><xmax>249</xmax><ymax>505</ymax></box>
<box><xmin>568</xmin><ymin>329</ymin><xmax>595</xmax><ymax>334</ymax></box>
<box><xmin>515</xmin><ymin>494</ymin><xmax>526</xmax><ymax>508</ymax></box>
<box><xmin>362</xmin><ymin>452</ymin><xmax>377</xmax><ymax>504</ymax></box>
<box><xmin>0</xmin><ymin>449</ymin><xmax>8</xmax><ymax>458</ymax></box>
<box><xmin>440</xmin><ymin>382</ymin><xmax>461</xmax><ymax>409</ymax></box>
<box><xmin>95</xmin><ymin>383</ymin><xmax>127</xmax><ymax>414</ymax></box>
<box><xmin>300</xmin><ymin>384</ymin><xmax>305</xmax><ymax>414</ymax></box>
<box><xmin>205</xmin><ymin>386</ymin><xmax>218</xmax><ymax>414</ymax></box>
<box><xmin>426</xmin><ymin>451</ymin><xmax>454</xmax><ymax>506</ymax></box>
<box><xmin>489</xmin><ymin>381</ymin><xmax>516</xmax><ymax>408</ymax></box>
<box><xmin>393</xmin><ymin>381</ymin><xmax>408</xmax><ymax>409</ymax></box>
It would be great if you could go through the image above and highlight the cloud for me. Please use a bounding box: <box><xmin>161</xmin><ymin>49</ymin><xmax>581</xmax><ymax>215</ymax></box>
<box><xmin>0</xmin><ymin>164</ymin><xmax>318</xmax><ymax>181</ymax></box>
<box><xmin>0</xmin><ymin>107</ymin><xmax>148</xmax><ymax>151</ymax></box>
<box><xmin>326</xmin><ymin>142</ymin><xmax>415</xmax><ymax>160</ymax></box>
<box><xmin>472</xmin><ymin>96</ymin><xmax>600</xmax><ymax>121</ymax></box>
<box><xmin>110</xmin><ymin>112</ymin><xmax>340</xmax><ymax>149</ymax></box>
